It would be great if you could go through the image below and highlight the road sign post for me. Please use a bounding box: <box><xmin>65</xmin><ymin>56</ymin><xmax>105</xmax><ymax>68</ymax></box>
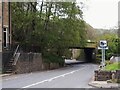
<box><xmin>103</xmin><ymin>47</ymin><xmax>106</xmax><ymax>68</ymax></box>
<box><xmin>98</xmin><ymin>40</ymin><xmax>108</xmax><ymax>69</ymax></box>
<box><xmin>102</xmin><ymin>47</ymin><xmax>104</xmax><ymax>68</ymax></box>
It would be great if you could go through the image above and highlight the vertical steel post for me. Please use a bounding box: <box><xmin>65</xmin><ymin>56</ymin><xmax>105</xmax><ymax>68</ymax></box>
<box><xmin>103</xmin><ymin>48</ymin><xmax>105</xmax><ymax>68</ymax></box>
<box><xmin>101</xmin><ymin>48</ymin><xmax>104</xmax><ymax>68</ymax></box>
<box><xmin>102</xmin><ymin>47</ymin><xmax>106</xmax><ymax>69</ymax></box>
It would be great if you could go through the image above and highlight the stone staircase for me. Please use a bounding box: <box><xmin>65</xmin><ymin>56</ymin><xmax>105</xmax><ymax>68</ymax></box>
<box><xmin>4</xmin><ymin>59</ymin><xmax>14</xmax><ymax>73</ymax></box>
<box><xmin>4</xmin><ymin>53</ymin><xmax>20</xmax><ymax>73</ymax></box>
<box><xmin>4</xmin><ymin>45</ymin><xmax>20</xmax><ymax>74</ymax></box>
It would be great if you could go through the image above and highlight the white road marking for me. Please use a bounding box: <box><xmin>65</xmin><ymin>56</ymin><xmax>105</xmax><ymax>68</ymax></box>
<box><xmin>22</xmin><ymin>68</ymin><xmax>85</xmax><ymax>88</ymax></box>
<box><xmin>22</xmin><ymin>80</ymin><xmax>48</xmax><ymax>88</ymax></box>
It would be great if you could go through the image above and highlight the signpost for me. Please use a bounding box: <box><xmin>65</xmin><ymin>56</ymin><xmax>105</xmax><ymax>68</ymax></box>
<box><xmin>98</xmin><ymin>40</ymin><xmax>108</xmax><ymax>69</ymax></box>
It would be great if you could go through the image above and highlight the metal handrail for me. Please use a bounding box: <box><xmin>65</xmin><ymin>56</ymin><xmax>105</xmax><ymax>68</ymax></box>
<box><xmin>13</xmin><ymin>45</ymin><xmax>19</xmax><ymax>58</ymax></box>
<box><xmin>13</xmin><ymin>53</ymin><xmax>20</xmax><ymax>65</ymax></box>
<box><xmin>12</xmin><ymin>45</ymin><xmax>20</xmax><ymax>65</ymax></box>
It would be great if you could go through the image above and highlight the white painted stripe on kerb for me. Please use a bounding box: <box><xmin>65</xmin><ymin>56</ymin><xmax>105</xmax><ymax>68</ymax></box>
<box><xmin>22</xmin><ymin>68</ymin><xmax>84</xmax><ymax>88</ymax></box>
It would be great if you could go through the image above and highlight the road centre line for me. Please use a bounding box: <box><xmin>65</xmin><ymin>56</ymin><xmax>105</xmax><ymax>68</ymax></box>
<box><xmin>22</xmin><ymin>67</ymin><xmax>85</xmax><ymax>88</ymax></box>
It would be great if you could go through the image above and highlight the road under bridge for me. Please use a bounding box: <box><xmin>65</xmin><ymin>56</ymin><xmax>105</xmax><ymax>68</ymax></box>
<box><xmin>69</xmin><ymin>41</ymin><xmax>97</xmax><ymax>63</ymax></box>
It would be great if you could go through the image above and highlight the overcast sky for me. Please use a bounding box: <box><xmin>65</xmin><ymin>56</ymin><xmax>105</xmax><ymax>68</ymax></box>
<box><xmin>77</xmin><ymin>0</ymin><xmax>119</xmax><ymax>29</ymax></box>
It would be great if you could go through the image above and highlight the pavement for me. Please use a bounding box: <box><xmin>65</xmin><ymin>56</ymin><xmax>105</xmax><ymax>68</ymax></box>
<box><xmin>89</xmin><ymin>77</ymin><xmax>120</xmax><ymax>88</ymax></box>
<box><xmin>0</xmin><ymin>74</ymin><xmax>11</xmax><ymax>77</ymax></box>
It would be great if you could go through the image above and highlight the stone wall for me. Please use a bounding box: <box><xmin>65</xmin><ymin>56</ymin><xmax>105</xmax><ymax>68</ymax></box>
<box><xmin>94</xmin><ymin>70</ymin><xmax>120</xmax><ymax>82</ymax></box>
<box><xmin>0</xmin><ymin>2</ymin><xmax>2</xmax><ymax>71</ymax></box>
<box><xmin>14</xmin><ymin>53</ymin><xmax>62</xmax><ymax>74</ymax></box>
<box><xmin>116</xmin><ymin>70</ymin><xmax>120</xmax><ymax>82</ymax></box>
<box><xmin>2</xmin><ymin>2</ymin><xmax>11</xmax><ymax>50</ymax></box>
<box><xmin>3</xmin><ymin>2</ymin><xmax>9</xmax><ymax>26</ymax></box>
<box><xmin>94</xmin><ymin>70</ymin><xmax>112</xmax><ymax>81</ymax></box>
<box><xmin>0</xmin><ymin>2</ymin><xmax>11</xmax><ymax>52</ymax></box>
<box><xmin>14</xmin><ymin>53</ymin><xmax>43</xmax><ymax>74</ymax></box>
<box><xmin>0</xmin><ymin>2</ymin><xmax>2</xmax><ymax>53</ymax></box>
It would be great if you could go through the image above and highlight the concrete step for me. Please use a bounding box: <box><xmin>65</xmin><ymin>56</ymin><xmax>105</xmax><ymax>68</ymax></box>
<box><xmin>6</xmin><ymin>63</ymin><xmax>13</xmax><ymax>67</ymax></box>
<box><xmin>5</xmin><ymin>66</ymin><xmax>13</xmax><ymax>69</ymax></box>
<box><xmin>5</xmin><ymin>70</ymin><xmax>12</xmax><ymax>73</ymax></box>
<box><xmin>9</xmin><ymin>61</ymin><xmax>14</xmax><ymax>63</ymax></box>
<box><xmin>5</xmin><ymin>69</ymin><xmax>13</xmax><ymax>71</ymax></box>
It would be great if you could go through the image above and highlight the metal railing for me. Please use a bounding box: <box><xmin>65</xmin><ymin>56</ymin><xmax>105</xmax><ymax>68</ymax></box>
<box><xmin>13</xmin><ymin>53</ymin><xmax>20</xmax><ymax>65</ymax></box>
<box><xmin>13</xmin><ymin>45</ymin><xmax>19</xmax><ymax>58</ymax></box>
<box><xmin>12</xmin><ymin>45</ymin><xmax>20</xmax><ymax>65</ymax></box>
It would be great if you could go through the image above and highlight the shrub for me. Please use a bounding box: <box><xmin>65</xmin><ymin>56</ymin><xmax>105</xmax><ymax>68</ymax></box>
<box><xmin>105</xmin><ymin>62</ymin><xmax>120</xmax><ymax>71</ymax></box>
<box><xmin>43</xmin><ymin>52</ymin><xmax>64</xmax><ymax>66</ymax></box>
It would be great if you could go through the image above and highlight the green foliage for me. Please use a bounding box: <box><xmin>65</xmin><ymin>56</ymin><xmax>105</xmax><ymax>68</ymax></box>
<box><xmin>105</xmin><ymin>62</ymin><xmax>120</xmax><ymax>71</ymax></box>
<box><xmin>11</xmin><ymin>2</ymin><xmax>87</xmax><ymax>63</ymax></box>
<box><xmin>96</xmin><ymin>54</ymin><xmax>102</xmax><ymax>63</ymax></box>
<box><xmin>43</xmin><ymin>52</ymin><xmax>64</xmax><ymax>65</ymax></box>
<box><xmin>85</xmin><ymin>23</ymin><xmax>97</xmax><ymax>40</ymax></box>
<box><xmin>97</xmin><ymin>33</ymin><xmax>119</xmax><ymax>59</ymax></box>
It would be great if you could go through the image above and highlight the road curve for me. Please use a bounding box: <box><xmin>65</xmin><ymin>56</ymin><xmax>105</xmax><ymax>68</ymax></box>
<box><xmin>2</xmin><ymin>63</ymin><xmax>98</xmax><ymax>88</ymax></box>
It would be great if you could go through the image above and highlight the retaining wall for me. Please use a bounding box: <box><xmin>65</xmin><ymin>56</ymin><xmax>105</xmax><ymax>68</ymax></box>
<box><xmin>14</xmin><ymin>53</ymin><xmax>62</xmax><ymax>74</ymax></box>
<box><xmin>94</xmin><ymin>70</ymin><xmax>120</xmax><ymax>82</ymax></box>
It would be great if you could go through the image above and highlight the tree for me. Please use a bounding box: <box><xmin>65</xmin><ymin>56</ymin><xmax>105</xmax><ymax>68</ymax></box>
<box><xmin>11</xmin><ymin>1</ymin><xmax>87</xmax><ymax>63</ymax></box>
<box><xmin>97</xmin><ymin>33</ymin><xmax>119</xmax><ymax>59</ymax></box>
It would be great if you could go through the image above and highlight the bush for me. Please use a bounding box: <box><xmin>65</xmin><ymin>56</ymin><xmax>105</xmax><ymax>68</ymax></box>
<box><xmin>43</xmin><ymin>52</ymin><xmax>64</xmax><ymax>66</ymax></box>
<box><xmin>96</xmin><ymin>54</ymin><xmax>102</xmax><ymax>63</ymax></box>
<box><xmin>105</xmin><ymin>62</ymin><xmax>120</xmax><ymax>71</ymax></box>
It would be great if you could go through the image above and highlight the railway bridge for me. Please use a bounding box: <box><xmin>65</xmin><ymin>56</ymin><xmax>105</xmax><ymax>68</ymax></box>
<box><xmin>69</xmin><ymin>40</ymin><xmax>98</xmax><ymax>63</ymax></box>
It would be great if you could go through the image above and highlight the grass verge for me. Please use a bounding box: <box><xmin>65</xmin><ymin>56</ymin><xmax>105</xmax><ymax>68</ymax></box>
<box><xmin>105</xmin><ymin>62</ymin><xmax>120</xmax><ymax>71</ymax></box>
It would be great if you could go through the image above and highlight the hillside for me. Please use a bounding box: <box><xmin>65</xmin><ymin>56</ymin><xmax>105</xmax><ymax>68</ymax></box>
<box><xmin>85</xmin><ymin>23</ymin><xmax>97</xmax><ymax>40</ymax></box>
<box><xmin>95</xmin><ymin>29</ymin><xmax>118</xmax><ymax>36</ymax></box>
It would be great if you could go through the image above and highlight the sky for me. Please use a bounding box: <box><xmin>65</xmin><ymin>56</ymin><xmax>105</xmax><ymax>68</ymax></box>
<box><xmin>77</xmin><ymin>0</ymin><xmax>119</xmax><ymax>29</ymax></box>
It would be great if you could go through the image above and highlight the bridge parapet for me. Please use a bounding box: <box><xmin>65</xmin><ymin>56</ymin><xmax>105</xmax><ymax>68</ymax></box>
<box><xmin>69</xmin><ymin>40</ymin><xmax>97</xmax><ymax>49</ymax></box>
<box><xmin>85</xmin><ymin>41</ymin><xmax>97</xmax><ymax>48</ymax></box>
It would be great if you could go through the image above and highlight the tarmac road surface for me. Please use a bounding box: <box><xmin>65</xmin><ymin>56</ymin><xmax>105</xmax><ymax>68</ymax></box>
<box><xmin>2</xmin><ymin>63</ymin><xmax>98</xmax><ymax>88</ymax></box>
